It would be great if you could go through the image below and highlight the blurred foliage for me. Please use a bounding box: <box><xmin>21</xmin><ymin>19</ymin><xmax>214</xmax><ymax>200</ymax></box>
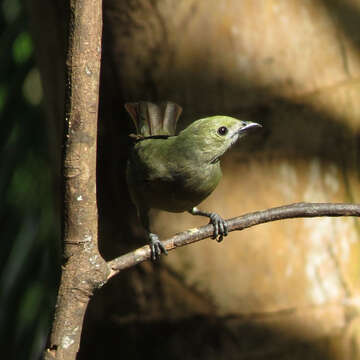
<box><xmin>0</xmin><ymin>0</ymin><xmax>60</xmax><ymax>359</ymax></box>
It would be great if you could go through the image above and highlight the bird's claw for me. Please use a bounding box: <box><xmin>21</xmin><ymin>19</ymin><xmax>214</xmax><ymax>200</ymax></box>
<box><xmin>149</xmin><ymin>233</ymin><xmax>168</xmax><ymax>261</ymax></box>
<box><xmin>209</xmin><ymin>213</ymin><xmax>228</xmax><ymax>242</ymax></box>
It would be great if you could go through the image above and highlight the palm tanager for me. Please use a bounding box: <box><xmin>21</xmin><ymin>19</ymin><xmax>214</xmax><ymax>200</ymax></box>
<box><xmin>125</xmin><ymin>101</ymin><xmax>261</xmax><ymax>260</ymax></box>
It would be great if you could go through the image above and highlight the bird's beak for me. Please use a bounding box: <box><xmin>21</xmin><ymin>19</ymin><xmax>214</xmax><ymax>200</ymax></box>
<box><xmin>238</xmin><ymin>121</ymin><xmax>262</xmax><ymax>135</ymax></box>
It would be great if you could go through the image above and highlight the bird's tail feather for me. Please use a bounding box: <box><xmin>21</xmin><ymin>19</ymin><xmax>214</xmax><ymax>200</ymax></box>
<box><xmin>125</xmin><ymin>101</ymin><xmax>182</xmax><ymax>137</ymax></box>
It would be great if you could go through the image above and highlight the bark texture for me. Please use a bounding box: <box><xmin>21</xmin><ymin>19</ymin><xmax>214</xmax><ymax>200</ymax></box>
<box><xmin>42</xmin><ymin>0</ymin><xmax>107</xmax><ymax>359</ymax></box>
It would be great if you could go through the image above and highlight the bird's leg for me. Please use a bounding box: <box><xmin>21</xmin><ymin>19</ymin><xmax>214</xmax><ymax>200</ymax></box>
<box><xmin>148</xmin><ymin>233</ymin><xmax>168</xmax><ymax>261</ymax></box>
<box><xmin>139</xmin><ymin>208</ymin><xmax>168</xmax><ymax>261</ymax></box>
<box><xmin>189</xmin><ymin>207</ymin><xmax>228</xmax><ymax>242</ymax></box>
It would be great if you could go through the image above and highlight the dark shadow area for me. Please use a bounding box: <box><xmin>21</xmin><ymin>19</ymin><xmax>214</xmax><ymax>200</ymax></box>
<box><xmin>321</xmin><ymin>0</ymin><xmax>360</xmax><ymax>58</ymax></box>
<box><xmin>79</xmin><ymin>313</ymin><xmax>336</xmax><ymax>360</ymax></box>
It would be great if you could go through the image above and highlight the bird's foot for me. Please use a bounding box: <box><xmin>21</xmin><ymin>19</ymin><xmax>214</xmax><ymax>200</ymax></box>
<box><xmin>208</xmin><ymin>213</ymin><xmax>228</xmax><ymax>242</ymax></box>
<box><xmin>149</xmin><ymin>233</ymin><xmax>168</xmax><ymax>261</ymax></box>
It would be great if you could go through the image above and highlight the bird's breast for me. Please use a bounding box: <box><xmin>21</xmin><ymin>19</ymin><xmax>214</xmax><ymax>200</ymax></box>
<box><xmin>150</xmin><ymin>162</ymin><xmax>222</xmax><ymax>212</ymax></box>
<box><xmin>127</xmin><ymin>141</ymin><xmax>222</xmax><ymax>213</ymax></box>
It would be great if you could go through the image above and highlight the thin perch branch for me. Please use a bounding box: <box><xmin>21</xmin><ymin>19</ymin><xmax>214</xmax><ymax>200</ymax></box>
<box><xmin>107</xmin><ymin>202</ymin><xmax>360</xmax><ymax>277</ymax></box>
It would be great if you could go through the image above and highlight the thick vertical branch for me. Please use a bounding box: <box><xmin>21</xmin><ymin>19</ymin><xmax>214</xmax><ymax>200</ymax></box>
<box><xmin>44</xmin><ymin>0</ymin><xmax>108</xmax><ymax>359</ymax></box>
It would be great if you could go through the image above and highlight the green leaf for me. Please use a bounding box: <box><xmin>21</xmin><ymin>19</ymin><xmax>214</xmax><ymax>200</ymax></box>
<box><xmin>12</xmin><ymin>32</ymin><xmax>33</xmax><ymax>64</ymax></box>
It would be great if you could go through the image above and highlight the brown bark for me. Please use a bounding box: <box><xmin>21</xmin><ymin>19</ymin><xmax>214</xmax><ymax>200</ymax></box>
<box><xmin>43</xmin><ymin>0</ymin><xmax>107</xmax><ymax>359</ymax></box>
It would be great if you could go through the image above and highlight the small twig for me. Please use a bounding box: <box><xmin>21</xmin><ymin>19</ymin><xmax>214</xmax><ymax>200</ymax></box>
<box><xmin>107</xmin><ymin>202</ymin><xmax>360</xmax><ymax>277</ymax></box>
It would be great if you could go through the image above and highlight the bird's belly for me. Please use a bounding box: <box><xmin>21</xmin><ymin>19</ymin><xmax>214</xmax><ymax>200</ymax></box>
<box><xmin>144</xmin><ymin>168</ymin><xmax>221</xmax><ymax>212</ymax></box>
<box><xmin>151</xmin><ymin>186</ymin><xmax>208</xmax><ymax>212</ymax></box>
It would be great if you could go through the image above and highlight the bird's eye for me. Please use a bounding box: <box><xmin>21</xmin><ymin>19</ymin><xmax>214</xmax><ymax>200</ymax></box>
<box><xmin>217</xmin><ymin>126</ymin><xmax>228</xmax><ymax>136</ymax></box>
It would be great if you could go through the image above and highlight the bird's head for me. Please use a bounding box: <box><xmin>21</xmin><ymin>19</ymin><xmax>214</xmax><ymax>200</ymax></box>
<box><xmin>177</xmin><ymin>116</ymin><xmax>262</xmax><ymax>163</ymax></box>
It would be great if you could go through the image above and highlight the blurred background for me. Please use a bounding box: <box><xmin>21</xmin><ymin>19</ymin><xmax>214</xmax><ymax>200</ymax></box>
<box><xmin>0</xmin><ymin>0</ymin><xmax>60</xmax><ymax>359</ymax></box>
<box><xmin>3</xmin><ymin>0</ymin><xmax>360</xmax><ymax>359</ymax></box>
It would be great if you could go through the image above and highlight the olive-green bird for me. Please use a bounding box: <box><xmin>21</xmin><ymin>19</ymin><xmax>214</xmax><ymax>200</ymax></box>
<box><xmin>125</xmin><ymin>101</ymin><xmax>261</xmax><ymax>260</ymax></box>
